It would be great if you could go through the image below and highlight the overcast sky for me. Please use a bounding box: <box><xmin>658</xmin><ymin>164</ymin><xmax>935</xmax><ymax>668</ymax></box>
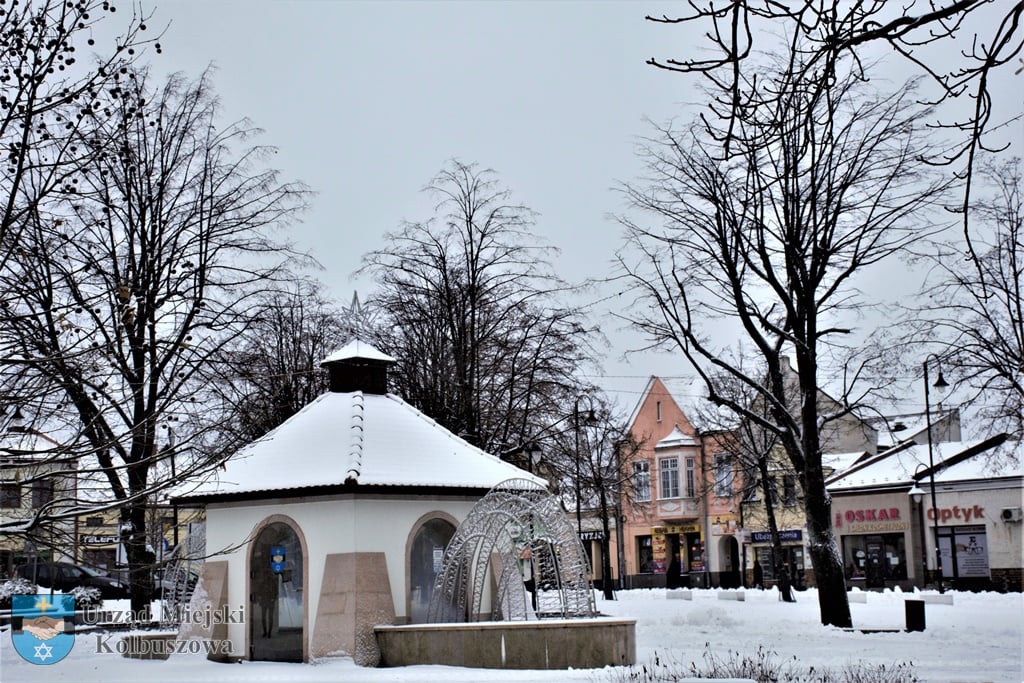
<box><xmin>137</xmin><ymin>1</ymin><xmax>1020</xmax><ymax>413</ymax></box>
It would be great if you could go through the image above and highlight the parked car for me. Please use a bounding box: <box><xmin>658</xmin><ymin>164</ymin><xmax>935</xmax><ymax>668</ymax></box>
<box><xmin>15</xmin><ymin>561</ymin><xmax>130</xmax><ymax>600</ymax></box>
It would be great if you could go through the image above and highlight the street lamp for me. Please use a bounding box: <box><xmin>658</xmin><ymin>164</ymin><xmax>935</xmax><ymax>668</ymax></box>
<box><xmin>923</xmin><ymin>355</ymin><xmax>949</xmax><ymax>593</ymax></box>
<box><xmin>573</xmin><ymin>395</ymin><xmax>597</xmax><ymax>537</ymax></box>
<box><xmin>908</xmin><ymin>483</ymin><xmax>928</xmax><ymax>589</ymax></box>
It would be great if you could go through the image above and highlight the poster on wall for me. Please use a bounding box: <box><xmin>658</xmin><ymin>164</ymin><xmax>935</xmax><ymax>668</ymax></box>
<box><xmin>652</xmin><ymin>533</ymin><xmax>667</xmax><ymax>574</ymax></box>
<box><xmin>954</xmin><ymin>526</ymin><xmax>989</xmax><ymax>578</ymax></box>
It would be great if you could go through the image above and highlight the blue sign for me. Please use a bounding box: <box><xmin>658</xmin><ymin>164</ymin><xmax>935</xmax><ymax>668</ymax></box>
<box><xmin>12</xmin><ymin>594</ymin><xmax>75</xmax><ymax>665</ymax></box>
<box><xmin>751</xmin><ymin>530</ymin><xmax>803</xmax><ymax>543</ymax></box>
<box><xmin>270</xmin><ymin>546</ymin><xmax>286</xmax><ymax>573</ymax></box>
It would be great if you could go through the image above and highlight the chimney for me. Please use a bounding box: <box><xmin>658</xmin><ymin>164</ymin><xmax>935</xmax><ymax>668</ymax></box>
<box><xmin>320</xmin><ymin>340</ymin><xmax>396</xmax><ymax>395</ymax></box>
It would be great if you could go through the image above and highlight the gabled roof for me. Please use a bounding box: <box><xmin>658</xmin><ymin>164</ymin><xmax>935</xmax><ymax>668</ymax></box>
<box><xmin>176</xmin><ymin>390</ymin><xmax>544</xmax><ymax>502</ymax></box>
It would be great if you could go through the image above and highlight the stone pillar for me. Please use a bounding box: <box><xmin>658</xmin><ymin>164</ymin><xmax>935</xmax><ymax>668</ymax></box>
<box><xmin>312</xmin><ymin>552</ymin><xmax>395</xmax><ymax>666</ymax></box>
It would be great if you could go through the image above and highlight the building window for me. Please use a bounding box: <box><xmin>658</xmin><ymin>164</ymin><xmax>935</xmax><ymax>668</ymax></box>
<box><xmin>32</xmin><ymin>479</ymin><xmax>54</xmax><ymax>508</ymax></box>
<box><xmin>714</xmin><ymin>455</ymin><xmax>734</xmax><ymax>498</ymax></box>
<box><xmin>782</xmin><ymin>475</ymin><xmax>797</xmax><ymax>507</ymax></box>
<box><xmin>633</xmin><ymin>461</ymin><xmax>650</xmax><ymax>502</ymax></box>
<box><xmin>637</xmin><ymin>535</ymin><xmax>653</xmax><ymax>573</ymax></box>
<box><xmin>656</xmin><ymin>401</ymin><xmax>662</xmax><ymax>422</ymax></box>
<box><xmin>660</xmin><ymin>457</ymin><xmax>679</xmax><ymax>499</ymax></box>
<box><xmin>685</xmin><ymin>457</ymin><xmax>696</xmax><ymax>498</ymax></box>
<box><xmin>842</xmin><ymin>534</ymin><xmax>907</xmax><ymax>582</ymax></box>
<box><xmin>0</xmin><ymin>481</ymin><xmax>20</xmax><ymax>508</ymax></box>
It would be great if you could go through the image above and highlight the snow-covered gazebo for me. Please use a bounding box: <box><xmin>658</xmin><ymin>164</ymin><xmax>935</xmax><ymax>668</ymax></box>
<box><xmin>174</xmin><ymin>340</ymin><xmax>544</xmax><ymax>665</ymax></box>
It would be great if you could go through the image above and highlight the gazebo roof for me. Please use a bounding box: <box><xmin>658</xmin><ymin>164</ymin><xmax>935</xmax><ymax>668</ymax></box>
<box><xmin>176</xmin><ymin>390</ymin><xmax>544</xmax><ymax>502</ymax></box>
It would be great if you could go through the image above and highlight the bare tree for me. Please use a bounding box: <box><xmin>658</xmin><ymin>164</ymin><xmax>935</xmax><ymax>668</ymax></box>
<box><xmin>1</xmin><ymin>0</ymin><xmax>156</xmax><ymax>269</ymax></box>
<box><xmin>209</xmin><ymin>282</ymin><xmax>352</xmax><ymax>450</ymax></box>
<box><xmin>617</xmin><ymin>56</ymin><xmax>950</xmax><ymax>626</ymax></box>
<box><xmin>919</xmin><ymin>157</ymin><xmax>1023</xmax><ymax>443</ymax></box>
<box><xmin>698</xmin><ymin>378</ymin><xmax>797</xmax><ymax>601</ymax></box>
<box><xmin>361</xmin><ymin>160</ymin><xmax>594</xmax><ymax>454</ymax></box>
<box><xmin>645</xmin><ymin>1</ymin><xmax>1022</xmax><ymax>227</ymax></box>
<box><xmin>0</xmin><ymin>68</ymin><xmax>307</xmax><ymax>609</ymax></box>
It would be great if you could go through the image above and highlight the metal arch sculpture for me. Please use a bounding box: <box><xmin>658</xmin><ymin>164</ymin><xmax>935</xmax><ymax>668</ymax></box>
<box><xmin>159</xmin><ymin>524</ymin><xmax>205</xmax><ymax>629</ymax></box>
<box><xmin>428</xmin><ymin>478</ymin><xmax>596</xmax><ymax>623</ymax></box>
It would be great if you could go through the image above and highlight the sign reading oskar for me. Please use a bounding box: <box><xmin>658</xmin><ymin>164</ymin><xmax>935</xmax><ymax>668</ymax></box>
<box><xmin>834</xmin><ymin>507</ymin><xmax>909</xmax><ymax>533</ymax></box>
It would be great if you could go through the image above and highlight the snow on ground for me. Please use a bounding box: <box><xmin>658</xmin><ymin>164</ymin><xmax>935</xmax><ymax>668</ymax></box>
<box><xmin>1</xmin><ymin>587</ymin><xmax>1022</xmax><ymax>683</ymax></box>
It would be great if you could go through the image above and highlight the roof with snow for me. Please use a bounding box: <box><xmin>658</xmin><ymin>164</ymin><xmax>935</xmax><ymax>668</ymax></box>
<box><xmin>321</xmin><ymin>338</ymin><xmax>396</xmax><ymax>364</ymax></box>
<box><xmin>826</xmin><ymin>435</ymin><xmax>1020</xmax><ymax>492</ymax></box>
<box><xmin>655</xmin><ymin>425</ymin><xmax>700</xmax><ymax>449</ymax></box>
<box><xmin>177</xmin><ymin>340</ymin><xmax>544</xmax><ymax>502</ymax></box>
<box><xmin>177</xmin><ymin>391</ymin><xmax>545</xmax><ymax>502</ymax></box>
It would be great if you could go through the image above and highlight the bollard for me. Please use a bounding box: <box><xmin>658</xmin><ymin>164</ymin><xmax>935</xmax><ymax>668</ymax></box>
<box><xmin>905</xmin><ymin>599</ymin><xmax>925</xmax><ymax>632</ymax></box>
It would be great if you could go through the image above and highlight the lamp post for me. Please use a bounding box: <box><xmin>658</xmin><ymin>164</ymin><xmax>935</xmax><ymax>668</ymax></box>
<box><xmin>908</xmin><ymin>483</ymin><xmax>928</xmax><ymax>589</ymax></box>
<box><xmin>573</xmin><ymin>395</ymin><xmax>597</xmax><ymax>538</ymax></box>
<box><xmin>923</xmin><ymin>355</ymin><xmax>949</xmax><ymax>593</ymax></box>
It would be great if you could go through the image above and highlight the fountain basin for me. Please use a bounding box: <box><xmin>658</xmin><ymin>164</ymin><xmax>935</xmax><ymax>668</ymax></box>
<box><xmin>375</xmin><ymin>616</ymin><xmax>635</xmax><ymax>669</ymax></box>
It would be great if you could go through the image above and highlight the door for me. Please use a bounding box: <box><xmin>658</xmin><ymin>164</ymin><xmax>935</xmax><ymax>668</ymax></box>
<box><xmin>408</xmin><ymin>518</ymin><xmax>456</xmax><ymax>623</ymax></box>
<box><xmin>249</xmin><ymin>522</ymin><xmax>303</xmax><ymax>662</ymax></box>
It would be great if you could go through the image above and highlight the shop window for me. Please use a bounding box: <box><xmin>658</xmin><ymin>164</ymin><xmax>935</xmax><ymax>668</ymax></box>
<box><xmin>685</xmin><ymin>457</ymin><xmax>696</xmax><ymax>498</ymax></box>
<box><xmin>0</xmin><ymin>481</ymin><xmax>20</xmax><ymax>508</ymax></box>
<box><xmin>660</xmin><ymin>458</ymin><xmax>679</xmax><ymax>499</ymax></box>
<box><xmin>938</xmin><ymin>525</ymin><xmax>989</xmax><ymax>581</ymax></box>
<box><xmin>637</xmin><ymin>535</ymin><xmax>653</xmax><ymax>573</ymax></box>
<box><xmin>633</xmin><ymin>461</ymin><xmax>650</xmax><ymax>502</ymax></box>
<box><xmin>32</xmin><ymin>480</ymin><xmax>54</xmax><ymax>508</ymax></box>
<box><xmin>842</xmin><ymin>534</ymin><xmax>907</xmax><ymax>583</ymax></box>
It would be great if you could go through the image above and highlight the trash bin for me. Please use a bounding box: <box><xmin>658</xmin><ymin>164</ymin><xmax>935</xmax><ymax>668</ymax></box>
<box><xmin>905</xmin><ymin>599</ymin><xmax>925</xmax><ymax>632</ymax></box>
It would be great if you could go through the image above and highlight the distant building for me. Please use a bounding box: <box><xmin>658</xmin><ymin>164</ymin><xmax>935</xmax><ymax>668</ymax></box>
<box><xmin>827</xmin><ymin>433</ymin><xmax>1022</xmax><ymax>592</ymax></box>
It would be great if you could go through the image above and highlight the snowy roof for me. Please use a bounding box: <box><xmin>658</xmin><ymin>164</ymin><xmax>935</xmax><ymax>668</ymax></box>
<box><xmin>321</xmin><ymin>338</ymin><xmax>396</xmax><ymax>364</ymax></box>
<box><xmin>827</xmin><ymin>436</ymin><xmax>1018</xmax><ymax>491</ymax></box>
<box><xmin>655</xmin><ymin>425</ymin><xmax>700</xmax><ymax>449</ymax></box>
<box><xmin>821</xmin><ymin>450</ymin><xmax>871</xmax><ymax>475</ymax></box>
<box><xmin>177</xmin><ymin>390</ymin><xmax>544</xmax><ymax>501</ymax></box>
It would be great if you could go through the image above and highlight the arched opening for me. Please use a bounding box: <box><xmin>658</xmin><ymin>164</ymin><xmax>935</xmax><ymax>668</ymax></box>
<box><xmin>718</xmin><ymin>535</ymin><xmax>741</xmax><ymax>588</ymax></box>
<box><xmin>249</xmin><ymin>520</ymin><xmax>305</xmax><ymax>662</ymax></box>
<box><xmin>407</xmin><ymin>516</ymin><xmax>457</xmax><ymax>623</ymax></box>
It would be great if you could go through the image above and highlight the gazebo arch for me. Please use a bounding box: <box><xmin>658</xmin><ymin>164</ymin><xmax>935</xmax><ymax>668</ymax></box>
<box><xmin>428</xmin><ymin>479</ymin><xmax>596</xmax><ymax>623</ymax></box>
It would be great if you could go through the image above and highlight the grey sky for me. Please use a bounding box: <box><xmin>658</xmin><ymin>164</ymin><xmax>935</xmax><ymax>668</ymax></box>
<box><xmin>142</xmin><ymin>0</ymin><xmax>699</xmax><ymax>405</ymax></box>
<box><xmin>142</xmin><ymin>1</ymin><xmax>1020</xmax><ymax>411</ymax></box>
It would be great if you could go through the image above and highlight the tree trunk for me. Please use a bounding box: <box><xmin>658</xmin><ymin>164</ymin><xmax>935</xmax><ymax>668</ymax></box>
<box><xmin>804</xmin><ymin>471</ymin><xmax>851</xmax><ymax>627</ymax></box>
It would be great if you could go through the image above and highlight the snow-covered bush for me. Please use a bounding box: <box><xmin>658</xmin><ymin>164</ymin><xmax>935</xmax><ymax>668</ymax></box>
<box><xmin>0</xmin><ymin>578</ymin><xmax>37</xmax><ymax>609</ymax></box>
<box><xmin>70</xmin><ymin>585</ymin><xmax>103</xmax><ymax>609</ymax></box>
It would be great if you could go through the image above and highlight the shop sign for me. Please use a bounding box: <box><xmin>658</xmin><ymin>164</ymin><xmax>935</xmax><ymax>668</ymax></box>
<box><xmin>710</xmin><ymin>515</ymin><xmax>739</xmax><ymax>535</ymax></box>
<box><xmin>928</xmin><ymin>504</ymin><xmax>984</xmax><ymax>524</ymax></box>
<box><xmin>80</xmin><ymin>534</ymin><xmax>119</xmax><ymax>545</ymax></box>
<box><xmin>652</xmin><ymin>532</ymin><xmax>667</xmax><ymax>574</ymax></box>
<box><xmin>579</xmin><ymin>530</ymin><xmax>605</xmax><ymax>541</ymax></box>
<box><xmin>834</xmin><ymin>507</ymin><xmax>901</xmax><ymax>528</ymax></box>
<box><xmin>751</xmin><ymin>530</ymin><xmax>802</xmax><ymax>543</ymax></box>
<box><xmin>664</xmin><ymin>523</ymin><xmax>701</xmax><ymax>534</ymax></box>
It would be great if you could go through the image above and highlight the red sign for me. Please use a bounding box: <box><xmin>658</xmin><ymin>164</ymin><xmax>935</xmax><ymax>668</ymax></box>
<box><xmin>834</xmin><ymin>508</ymin><xmax>900</xmax><ymax>528</ymax></box>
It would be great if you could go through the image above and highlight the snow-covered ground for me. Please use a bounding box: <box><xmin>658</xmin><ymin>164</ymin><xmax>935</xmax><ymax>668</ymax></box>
<box><xmin>2</xmin><ymin>587</ymin><xmax>1022</xmax><ymax>683</ymax></box>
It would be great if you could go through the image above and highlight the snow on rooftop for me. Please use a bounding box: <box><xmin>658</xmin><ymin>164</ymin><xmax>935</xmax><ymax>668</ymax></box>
<box><xmin>321</xmin><ymin>339</ymin><xmax>396</xmax><ymax>364</ymax></box>
<box><xmin>655</xmin><ymin>425</ymin><xmax>699</xmax><ymax>448</ymax></box>
<box><xmin>179</xmin><ymin>390</ymin><xmax>544</xmax><ymax>500</ymax></box>
<box><xmin>827</xmin><ymin>439</ymin><xmax>1018</xmax><ymax>491</ymax></box>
